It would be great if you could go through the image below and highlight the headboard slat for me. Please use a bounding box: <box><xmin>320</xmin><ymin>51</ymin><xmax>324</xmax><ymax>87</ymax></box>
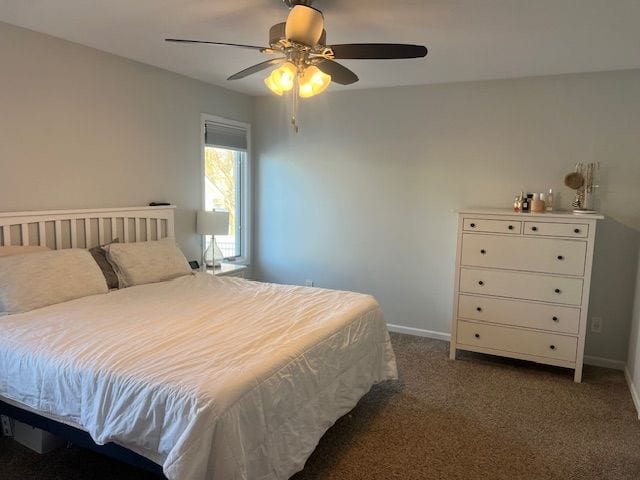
<box><xmin>21</xmin><ymin>224</ymin><xmax>29</xmax><ymax>246</ymax></box>
<box><xmin>84</xmin><ymin>218</ymin><xmax>92</xmax><ymax>247</ymax></box>
<box><xmin>54</xmin><ymin>221</ymin><xmax>62</xmax><ymax>250</ymax></box>
<box><xmin>167</xmin><ymin>217</ymin><xmax>174</xmax><ymax>241</ymax></box>
<box><xmin>70</xmin><ymin>220</ymin><xmax>78</xmax><ymax>248</ymax></box>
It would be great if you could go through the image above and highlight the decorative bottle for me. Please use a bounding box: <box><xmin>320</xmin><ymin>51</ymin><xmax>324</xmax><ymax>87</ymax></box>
<box><xmin>546</xmin><ymin>189</ymin><xmax>554</xmax><ymax>212</ymax></box>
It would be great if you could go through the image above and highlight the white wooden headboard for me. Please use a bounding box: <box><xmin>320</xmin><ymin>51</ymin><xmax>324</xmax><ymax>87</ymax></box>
<box><xmin>0</xmin><ymin>206</ymin><xmax>176</xmax><ymax>250</ymax></box>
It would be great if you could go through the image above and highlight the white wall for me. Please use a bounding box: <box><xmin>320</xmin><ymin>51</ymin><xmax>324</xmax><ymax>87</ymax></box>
<box><xmin>0</xmin><ymin>22</ymin><xmax>252</xmax><ymax>260</ymax></box>
<box><xmin>626</xmin><ymin>249</ymin><xmax>640</xmax><ymax>415</ymax></box>
<box><xmin>253</xmin><ymin>70</ymin><xmax>640</xmax><ymax>362</ymax></box>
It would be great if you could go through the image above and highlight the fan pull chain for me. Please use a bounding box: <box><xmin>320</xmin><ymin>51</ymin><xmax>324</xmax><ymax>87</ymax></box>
<box><xmin>291</xmin><ymin>72</ymin><xmax>300</xmax><ymax>133</ymax></box>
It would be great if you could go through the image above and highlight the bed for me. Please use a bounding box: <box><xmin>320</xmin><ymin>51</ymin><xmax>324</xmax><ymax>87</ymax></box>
<box><xmin>0</xmin><ymin>206</ymin><xmax>397</xmax><ymax>480</ymax></box>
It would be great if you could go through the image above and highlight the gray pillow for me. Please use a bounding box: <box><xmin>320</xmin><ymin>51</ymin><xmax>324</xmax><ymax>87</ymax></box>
<box><xmin>105</xmin><ymin>238</ymin><xmax>192</xmax><ymax>288</ymax></box>
<box><xmin>0</xmin><ymin>249</ymin><xmax>108</xmax><ymax>314</ymax></box>
<box><xmin>89</xmin><ymin>239</ymin><xmax>120</xmax><ymax>290</ymax></box>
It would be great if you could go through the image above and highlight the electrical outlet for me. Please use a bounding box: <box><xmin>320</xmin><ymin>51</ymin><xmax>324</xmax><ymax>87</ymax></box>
<box><xmin>1</xmin><ymin>415</ymin><xmax>14</xmax><ymax>437</ymax></box>
<box><xmin>305</xmin><ymin>280</ymin><xmax>314</xmax><ymax>287</ymax></box>
<box><xmin>591</xmin><ymin>316</ymin><xmax>603</xmax><ymax>333</ymax></box>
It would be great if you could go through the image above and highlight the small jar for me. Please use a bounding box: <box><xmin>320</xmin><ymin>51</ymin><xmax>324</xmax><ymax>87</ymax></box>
<box><xmin>531</xmin><ymin>194</ymin><xmax>546</xmax><ymax>213</ymax></box>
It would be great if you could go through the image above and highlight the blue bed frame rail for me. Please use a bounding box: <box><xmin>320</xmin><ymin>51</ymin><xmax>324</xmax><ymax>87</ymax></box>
<box><xmin>0</xmin><ymin>399</ymin><xmax>166</xmax><ymax>477</ymax></box>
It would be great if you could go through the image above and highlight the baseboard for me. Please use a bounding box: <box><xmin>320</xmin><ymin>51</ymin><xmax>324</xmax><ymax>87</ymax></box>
<box><xmin>583</xmin><ymin>355</ymin><xmax>626</xmax><ymax>370</ymax></box>
<box><xmin>387</xmin><ymin>325</ymin><xmax>626</xmax><ymax>371</ymax></box>
<box><xmin>624</xmin><ymin>367</ymin><xmax>640</xmax><ymax>420</ymax></box>
<box><xmin>386</xmin><ymin>324</ymin><xmax>451</xmax><ymax>341</ymax></box>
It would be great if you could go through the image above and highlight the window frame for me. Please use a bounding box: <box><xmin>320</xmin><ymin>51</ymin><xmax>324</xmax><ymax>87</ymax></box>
<box><xmin>200</xmin><ymin>113</ymin><xmax>251</xmax><ymax>265</ymax></box>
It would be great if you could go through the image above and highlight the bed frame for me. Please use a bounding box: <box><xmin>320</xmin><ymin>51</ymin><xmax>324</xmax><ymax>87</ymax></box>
<box><xmin>0</xmin><ymin>399</ymin><xmax>165</xmax><ymax>476</ymax></box>
<box><xmin>0</xmin><ymin>205</ymin><xmax>175</xmax><ymax>248</ymax></box>
<box><xmin>0</xmin><ymin>205</ymin><xmax>176</xmax><ymax>477</ymax></box>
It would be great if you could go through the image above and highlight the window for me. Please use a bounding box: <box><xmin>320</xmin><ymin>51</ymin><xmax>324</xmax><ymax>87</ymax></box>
<box><xmin>202</xmin><ymin>115</ymin><xmax>250</xmax><ymax>263</ymax></box>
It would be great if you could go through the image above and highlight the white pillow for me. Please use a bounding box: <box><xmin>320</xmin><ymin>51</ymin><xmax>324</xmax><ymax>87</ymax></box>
<box><xmin>0</xmin><ymin>249</ymin><xmax>108</xmax><ymax>315</ymax></box>
<box><xmin>104</xmin><ymin>238</ymin><xmax>192</xmax><ymax>288</ymax></box>
<box><xmin>0</xmin><ymin>245</ymin><xmax>50</xmax><ymax>257</ymax></box>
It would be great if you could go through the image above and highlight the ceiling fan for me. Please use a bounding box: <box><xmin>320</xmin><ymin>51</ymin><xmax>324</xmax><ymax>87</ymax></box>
<box><xmin>166</xmin><ymin>0</ymin><xmax>428</xmax><ymax>130</ymax></box>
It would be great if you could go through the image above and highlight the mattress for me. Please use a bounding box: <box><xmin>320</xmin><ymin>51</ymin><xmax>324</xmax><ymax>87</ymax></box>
<box><xmin>0</xmin><ymin>273</ymin><xmax>397</xmax><ymax>479</ymax></box>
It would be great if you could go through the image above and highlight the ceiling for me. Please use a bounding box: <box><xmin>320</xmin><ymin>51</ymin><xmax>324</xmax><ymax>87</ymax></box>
<box><xmin>1</xmin><ymin>0</ymin><xmax>639</xmax><ymax>96</ymax></box>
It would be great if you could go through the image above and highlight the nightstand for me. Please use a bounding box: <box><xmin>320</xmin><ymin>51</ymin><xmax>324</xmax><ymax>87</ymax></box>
<box><xmin>207</xmin><ymin>263</ymin><xmax>248</xmax><ymax>278</ymax></box>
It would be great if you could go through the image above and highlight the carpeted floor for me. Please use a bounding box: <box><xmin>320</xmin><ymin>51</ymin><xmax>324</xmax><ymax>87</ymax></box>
<box><xmin>1</xmin><ymin>333</ymin><xmax>639</xmax><ymax>479</ymax></box>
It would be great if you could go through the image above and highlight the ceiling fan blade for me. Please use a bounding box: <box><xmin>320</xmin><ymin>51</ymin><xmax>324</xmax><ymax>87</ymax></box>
<box><xmin>316</xmin><ymin>60</ymin><xmax>358</xmax><ymax>85</ymax></box>
<box><xmin>165</xmin><ymin>38</ymin><xmax>268</xmax><ymax>51</ymax></box>
<box><xmin>330</xmin><ymin>43</ymin><xmax>428</xmax><ymax>60</ymax></box>
<box><xmin>227</xmin><ymin>58</ymin><xmax>287</xmax><ymax>81</ymax></box>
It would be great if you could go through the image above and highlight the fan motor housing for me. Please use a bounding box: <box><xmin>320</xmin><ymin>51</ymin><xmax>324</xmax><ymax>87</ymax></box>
<box><xmin>270</xmin><ymin>22</ymin><xmax>326</xmax><ymax>47</ymax></box>
<box><xmin>283</xmin><ymin>0</ymin><xmax>314</xmax><ymax>7</ymax></box>
<box><xmin>285</xmin><ymin>5</ymin><xmax>324</xmax><ymax>46</ymax></box>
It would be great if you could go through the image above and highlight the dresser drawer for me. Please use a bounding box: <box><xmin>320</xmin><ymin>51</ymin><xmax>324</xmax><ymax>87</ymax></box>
<box><xmin>463</xmin><ymin>218</ymin><xmax>521</xmax><ymax>234</ymax></box>
<box><xmin>458</xmin><ymin>294</ymin><xmax>580</xmax><ymax>334</ymax></box>
<box><xmin>524</xmin><ymin>222</ymin><xmax>588</xmax><ymax>238</ymax></box>
<box><xmin>459</xmin><ymin>268</ymin><xmax>583</xmax><ymax>305</ymax></box>
<box><xmin>461</xmin><ymin>234</ymin><xmax>586</xmax><ymax>276</ymax></box>
<box><xmin>457</xmin><ymin>320</ymin><xmax>578</xmax><ymax>362</ymax></box>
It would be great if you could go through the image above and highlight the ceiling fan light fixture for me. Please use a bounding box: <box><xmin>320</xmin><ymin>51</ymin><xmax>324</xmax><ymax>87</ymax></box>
<box><xmin>285</xmin><ymin>5</ymin><xmax>324</xmax><ymax>46</ymax></box>
<box><xmin>264</xmin><ymin>75</ymin><xmax>284</xmax><ymax>96</ymax></box>
<box><xmin>168</xmin><ymin>1</ymin><xmax>427</xmax><ymax>131</ymax></box>
<box><xmin>298</xmin><ymin>66</ymin><xmax>331</xmax><ymax>98</ymax></box>
<box><xmin>264</xmin><ymin>62</ymin><xmax>297</xmax><ymax>95</ymax></box>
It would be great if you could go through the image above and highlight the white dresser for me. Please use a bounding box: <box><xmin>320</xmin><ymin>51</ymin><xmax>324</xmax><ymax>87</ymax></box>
<box><xmin>449</xmin><ymin>208</ymin><xmax>603</xmax><ymax>382</ymax></box>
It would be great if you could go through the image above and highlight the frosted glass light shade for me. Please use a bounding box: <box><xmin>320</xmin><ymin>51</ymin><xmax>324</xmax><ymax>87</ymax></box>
<box><xmin>299</xmin><ymin>66</ymin><xmax>331</xmax><ymax>98</ymax></box>
<box><xmin>264</xmin><ymin>62</ymin><xmax>297</xmax><ymax>96</ymax></box>
<box><xmin>196</xmin><ymin>210</ymin><xmax>229</xmax><ymax>235</ymax></box>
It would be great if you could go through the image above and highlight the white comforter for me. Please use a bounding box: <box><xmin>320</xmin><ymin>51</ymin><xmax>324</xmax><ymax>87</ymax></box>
<box><xmin>0</xmin><ymin>273</ymin><xmax>397</xmax><ymax>479</ymax></box>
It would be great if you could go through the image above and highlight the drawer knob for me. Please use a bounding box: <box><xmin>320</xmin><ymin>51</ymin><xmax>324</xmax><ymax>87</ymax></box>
<box><xmin>574</xmin><ymin>228</ymin><xmax>581</xmax><ymax>234</ymax></box>
<box><xmin>470</xmin><ymin>223</ymin><xmax>476</xmax><ymax>228</ymax></box>
<box><xmin>478</xmin><ymin>281</ymin><xmax>484</xmax><ymax>286</ymax></box>
<box><xmin>476</xmin><ymin>307</ymin><xmax>482</xmax><ymax>312</ymax></box>
<box><xmin>552</xmin><ymin>316</ymin><xmax>559</xmax><ymax>322</ymax></box>
<box><xmin>508</xmin><ymin>225</ymin><xmax>514</xmax><ymax>230</ymax></box>
<box><xmin>474</xmin><ymin>333</ymin><xmax>480</xmax><ymax>339</ymax></box>
<box><xmin>550</xmin><ymin>345</ymin><xmax>556</xmax><ymax>350</ymax></box>
<box><xmin>554</xmin><ymin>288</ymin><xmax>561</xmax><ymax>294</ymax></box>
<box><xmin>480</xmin><ymin>249</ymin><xmax>486</xmax><ymax>254</ymax></box>
<box><xmin>557</xmin><ymin>255</ymin><xmax>564</xmax><ymax>260</ymax></box>
<box><xmin>531</xmin><ymin>226</ymin><xmax>538</xmax><ymax>231</ymax></box>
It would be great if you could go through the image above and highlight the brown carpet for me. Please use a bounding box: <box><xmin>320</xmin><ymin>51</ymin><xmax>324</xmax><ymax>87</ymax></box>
<box><xmin>1</xmin><ymin>333</ymin><xmax>639</xmax><ymax>479</ymax></box>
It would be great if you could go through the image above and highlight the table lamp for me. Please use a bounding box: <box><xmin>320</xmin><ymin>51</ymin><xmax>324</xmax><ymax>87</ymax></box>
<box><xmin>196</xmin><ymin>210</ymin><xmax>230</xmax><ymax>269</ymax></box>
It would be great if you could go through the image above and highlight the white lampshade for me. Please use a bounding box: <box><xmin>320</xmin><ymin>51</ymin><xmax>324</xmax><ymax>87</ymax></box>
<box><xmin>196</xmin><ymin>210</ymin><xmax>229</xmax><ymax>236</ymax></box>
